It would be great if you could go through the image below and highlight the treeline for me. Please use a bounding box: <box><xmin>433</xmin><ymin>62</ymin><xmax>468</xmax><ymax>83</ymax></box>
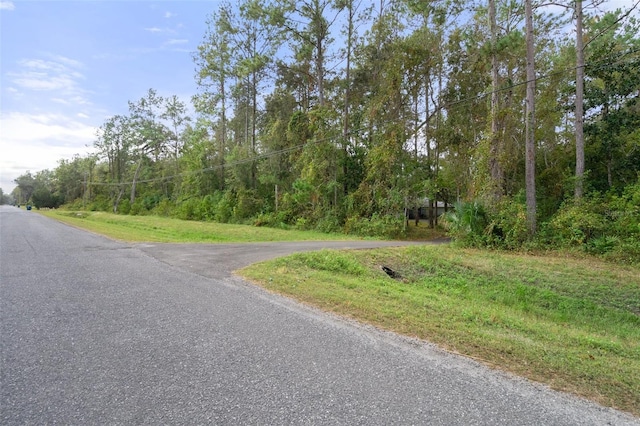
<box><xmin>11</xmin><ymin>0</ymin><xmax>640</xmax><ymax>260</ymax></box>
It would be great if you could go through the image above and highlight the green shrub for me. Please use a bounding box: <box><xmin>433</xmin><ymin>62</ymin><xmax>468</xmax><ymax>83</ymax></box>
<box><xmin>129</xmin><ymin>200</ymin><xmax>144</xmax><ymax>216</ymax></box>
<box><xmin>253</xmin><ymin>212</ymin><xmax>290</xmax><ymax>229</ymax></box>
<box><xmin>234</xmin><ymin>189</ymin><xmax>262</xmax><ymax>221</ymax></box>
<box><xmin>315</xmin><ymin>212</ymin><xmax>342</xmax><ymax>234</ymax></box>
<box><xmin>118</xmin><ymin>199</ymin><xmax>131</xmax><ymax>215</ymax></box>
<box><xmin>152</xmin><ymin>198</ymin><xmax>173</xmax><ymax>217</ymax></box>
<box><xmin>601</xmin><ymin>239</ymin><xmax>640</xmax><ymax>264</ymax></box>
<box><xmin>550</xmin><ymin>198</ymin><xmax>608</xmax><ymax>245</ymax></box>
<box><xmin>609</xmin><ymin>178</ymin><xmax>640</xmax><ymax>238</ymax></box>
<box><xmin>86</xmin><ymin>196</ymin><xmax>110</xmax><ymax>212</ymax></box>
<box><xmin>344</xmin><ymin>214</ymin><xmax>405</xmax><ymax>239</ymax></box>
<box><xmin>199</xmin><ymin>194</ymin><xmax>218</xmax><ymax>220</ymax></box>
<box><xmin>216</xmin><ymin>191</ymin><xmax>235</xmax><ymax>223</ymax></box>
<box><xmin>295</xmin><ymin>217</ymin><xmax>310</xmax><ymax>230</ymax></box>
<box><xmin>64</xmin><ymin>198</ymin><xmax>85</xmax><ymax>210</ymax></box>
<box><xmin>442</xmin><ymin>201</ymin><xmax>489</xmax><ymax>246</ymax></box>
<box><xmin>487</xmin><ymin>199</ymin><xmax>530</xmax><ymax>249</ymax></box>
<box><xmin>586</xmin><ymin>235</ymin><xmax>620</xmax><ymax>255</ymax></box>
<box><xmin>174</xmin><ymin>197</ymin><xmax>199</xmax><ymax>220</ymax></box>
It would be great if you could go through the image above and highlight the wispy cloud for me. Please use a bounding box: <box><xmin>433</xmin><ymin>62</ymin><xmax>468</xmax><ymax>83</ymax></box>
<box><xmin>166</xmin><ymin>39</ymin><xmax>188</xmax><ymax>45</ymax></box>
<box><xmin>6</xmin><ymin>55</ymin><xmax>90</xmax><ymax>105</ymax></box>
<box><xmin>0</xmin><ymin>1</ymin><xmax>15</xmax><ymax>11</ymax></box>
<box><xmin>145</xmin><ymin>26</ymin><xmax>176</xmax><ymax>34</ymax></box>
<box><xmin>0</xmin><ymin>111</ymin><xmax>97</xmax><ymax>189</ymax></box>
<box><xmin>164</xmin><ymin>11</ymin><xmax>175</xmax><ymax>19</ymax></box>
<box><xmin>52</xmin><ymin>96</ymin><xmax>91</xmax><ymax>106</ymax></box>
<box><xmin>0</xmin><ymin>112</ymin><xmax>96</xmax><ymax>146</ymax></box>
<box><xmin>6</xmin><ymin>86</ymin><xmax>20</xmax><ymax>95</ymax></box>
<box><xmin>47</xmin><ymin>54</ymin><xmax>84</xmax><ymax>69</ymax></box>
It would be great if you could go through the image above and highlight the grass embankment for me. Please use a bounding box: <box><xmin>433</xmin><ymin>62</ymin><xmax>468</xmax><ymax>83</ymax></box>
<box><xmin>240</xmin><ymin>246</ymin><xmax>640</xmax><ymax>416</ymax></box>
<box><xmin>38</xmin><ymin>210</ymin><xmax>355</xmax><ymax>243</ymax></box>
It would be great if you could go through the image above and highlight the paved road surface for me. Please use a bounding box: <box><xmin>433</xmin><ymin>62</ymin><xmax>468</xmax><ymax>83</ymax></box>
<box><xmin>1</xmin><ymin>206</ymin><xmax>638</xmax><ymax>425</ymax></box>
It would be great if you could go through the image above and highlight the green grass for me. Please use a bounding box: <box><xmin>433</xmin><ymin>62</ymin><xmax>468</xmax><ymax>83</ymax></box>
<box><xmin>240</xmin><ymin>246</ymin><xmax>640</xmax><ymax>417</ymax></box>
<box><xmin>38</xmin><ymin>210</ymin><xmax>356</xmax><ymax>243</ymax></box>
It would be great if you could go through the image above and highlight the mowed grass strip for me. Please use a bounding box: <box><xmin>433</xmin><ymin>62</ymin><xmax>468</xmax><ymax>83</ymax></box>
<box><xmin>239</xmin><ymin>245</ymin><xmax>640</xmax><ymax>416</ymax></box>
<box><xmin>39</xmin><ymin>211</ymin><xmax>354</xmax><ymax>243</ymax></box>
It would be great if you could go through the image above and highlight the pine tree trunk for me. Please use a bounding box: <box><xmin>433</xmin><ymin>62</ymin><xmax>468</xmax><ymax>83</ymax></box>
<box><xmin>525</xmin><ymin>0</ymin><xmax>537</xmax><ymax>234</ymax></box>
<box><xmin>489</xmin><ymin>0</ymin><xmax>503</xmax><ymax>199</ymax></box>
<box><xmin>575</xmin><ymin>0</ymin><xmax>585</xmax><ymax>198</ymax></box>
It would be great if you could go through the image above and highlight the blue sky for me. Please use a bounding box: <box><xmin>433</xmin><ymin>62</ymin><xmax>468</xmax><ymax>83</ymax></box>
<box><xmin>0</xmin><ymin>0</ymin><xmax>221</xmax><ymax>193</ymax></box>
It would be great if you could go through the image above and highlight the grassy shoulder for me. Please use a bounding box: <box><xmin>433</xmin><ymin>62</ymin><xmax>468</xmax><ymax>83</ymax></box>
<box><xmin>239</xmin><ymin>245</ymin><xmax>640</xmax><ymax>416</ymax></box>
<box><xmin>38</xmin><ymin>210</ymin><xmax>358</xmax><ymax>243</ymax></box>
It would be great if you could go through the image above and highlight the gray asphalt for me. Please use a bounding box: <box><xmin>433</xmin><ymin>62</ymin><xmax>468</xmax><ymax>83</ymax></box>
<box><xmin>1</xmin><ymin>205</ymin><xmax>638</xmax><ymax>425</ymax></box>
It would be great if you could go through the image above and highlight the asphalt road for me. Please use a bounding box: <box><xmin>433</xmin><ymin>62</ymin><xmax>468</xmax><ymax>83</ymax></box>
<box><xmin>1</xmin><ymin>205</ymin><xmax>638</xmax><ymax>425</ymax></box>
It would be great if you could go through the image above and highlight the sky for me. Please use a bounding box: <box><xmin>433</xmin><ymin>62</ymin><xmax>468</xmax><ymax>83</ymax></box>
<box><xmin>0</xmin><ymin>0</ymin><xmax>221</xmax><ymax>194</ymax></box>
<box><xmin>0</xmin><ymin>0</ymin><xmax>636</xmax><ymax>196</ymax></box>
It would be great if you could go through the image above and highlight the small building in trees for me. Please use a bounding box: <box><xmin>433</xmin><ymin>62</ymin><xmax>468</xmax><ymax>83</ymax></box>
<box><xmin>406</xmin><ymin>198</ymin><xmax>452</xmax><ymax>222</ymax></box>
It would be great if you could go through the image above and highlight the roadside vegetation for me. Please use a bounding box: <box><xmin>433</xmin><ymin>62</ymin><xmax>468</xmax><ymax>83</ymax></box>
<box><xmin>240</xmin><ymin>245</ymin><xmax>640</xmax><ymax>417</ymax></box>
<box><xmin>442</xmin><ymin>181</ymin><xmax>640</xmax><ymax>265</ymax></box>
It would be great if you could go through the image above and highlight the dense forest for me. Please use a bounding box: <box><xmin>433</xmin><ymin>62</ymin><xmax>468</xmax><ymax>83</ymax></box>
<box><xmin>10</xmin><ymin>0</ymin><xmax>640</xmax><ymax>261</ymax></box>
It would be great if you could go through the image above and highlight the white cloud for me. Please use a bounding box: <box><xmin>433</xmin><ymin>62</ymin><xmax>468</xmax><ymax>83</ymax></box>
<box><xmin>166</xmin><ymin>39</ymin><xmax>188</xmax><ymax>45</ymax></box>
<box><xmin>164</xmin><ymin>11</ymin><xmax>175</xmax><ymax>19</ymax></box>
<box><xmin>47</xmin><ymin>54</ymin><xmax>85</xmax><ymax>69</ymax></box>
<box><xmin>6</xmin><ymin>56</ymin><xmax>90</xmax><ymax>105</ymax></box>
<box><xmin>0</xmin><ymin>112</ymin><xmax>98</xmax><ymax>193</ymax></box>
<box><xmin>0</xmin><ymin>112</ymin><xmax>97</xmax><ymax>147</ymax></box>
<box><xmin>51</xmin><ymin>96</ymin><xmax>91</xmax><ymax>106</ymax></box>
<box><xmin>144</xmin><ymin>26</ymin><xmax>176</xmax><ymax>35</ymax></box>
<box><xmin>9</xmin><ymin>71</ymin><xmax>77</xmax><ymax>91</ymax></box>
<box><xmin>0</xmin><ymin>1</ymin><xmax>15</xmax><ymax>11</ymax></box>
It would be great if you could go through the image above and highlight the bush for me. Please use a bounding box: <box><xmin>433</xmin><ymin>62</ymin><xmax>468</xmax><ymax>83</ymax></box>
<box><xmin>234</xmin><ymin>189</ymin><xmax>262</xmax><ymax>221</ymax></box>
<box><xmin>442</xmin><ymin>201</ymin><xmax>489</xmax><ymax>246</ymax></box>
<box><xmin>216</xmin><ymin>191</ymin><xmax>235</xmax><ymax>223</ymax></box>
<box><xmin>609</xmin><ymin>179</ymin><xmax>640</xmax><ymax>238</ymax></box>
<box><xmin>601</xmin><ymin>239</ymin><xmax>640</xmax><ymax>264</ymax></box>
<box><xmin>86</xmin><ymin>195</ymin><xmax>111</xmax><ymax>212</ymax></box>
<box><xmin>142</xmin><ymin>194</ymin><xmax>163</xmax><ymax>211</ymax></box>
<box><xmin>129</xmin><ymin>200</ymin><xmax>144</xmax><ymax>216</ymax></box>
<box><xmin>344</xmin><ymin>214</ymin><xmax>406</xmax><ymax>239</ymax></box>
<box><xmin>315</xmin><ymin>212</ymin><xmax>342</xmax><ymax>234</ymax></box>
<box><xmin>118</xmin><ymin>199</ymin><xmax>131</xmax><ymax>215</ymax></box>
<box><xmin>486</xmin><ymin>199</ymin><xmax>530</xmax><ymax>249</ymax></box>
<box><xmin>152</xmin><ymin>198</ymin><xmax>173</xmax><ymax>217</ymax></box>
<box><xmin>199</xmin><ymin>194</ymin><xmax>219</xmax><ymax>220</ymax></box>
<box><xmin>547</xmin><ymin>197</ymin><xmax>608</xmax><ymax>247</ymax></box>
<box><xmin>537</xmin><ymin>183</ymin><xmax>640</xmax><ymax>263</ymax></box>
<box><xmin>174</xmin><ymin>197</ymin><xmax>200</xmax><ymax>220</ymax></box>
<box><xmin>63</xmin><ymin>198</ymin><xmax>85</xmax><ymax>210</ymax></box>
<box><xmin>586</xmin><ymin>235</ymin><xmax>620</xmax><ymax>255</ymax></box>
<box><xmin>253</xmin><ymin>211</ymin><xmax>290</xmax><ymax>229</ymax></box>
<box><xmin>295</xmin><ymin>217</ymin><xmax>310</xmax><ymax>230</ymax></box>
